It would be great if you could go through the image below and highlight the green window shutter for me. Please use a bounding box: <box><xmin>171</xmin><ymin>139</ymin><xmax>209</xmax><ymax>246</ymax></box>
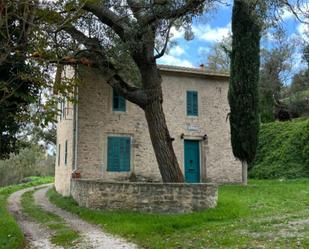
<box><xmin>187</xmin><ymin>91</ymin><xmax>198</xmax><ymax>116</ymax></box>
<box><xmin>58</xmin><ymin>144</ymin><xmax>61</xmax><ymax>166</ymax></box>
<box><xmin>107</xmin><ymin>137</ymin><xmax>131</xmax><ymax>172</ymax></box>
<box><xmin>59</xmin><ymin>102</ymin><xmax>62</xmax><ymax>121</ymax></box>
<box><xmin>113</xmin><ymin>89</ymin><xmax>126</xmax><ymax>112</ymax></box>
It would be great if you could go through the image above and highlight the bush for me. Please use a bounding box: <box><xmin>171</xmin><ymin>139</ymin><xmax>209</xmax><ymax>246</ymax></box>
<box><xmin>249</xmin><ymin>118</ymin><xmax>309</xmax><ymax>179</ymax></box>
<box><xmin>0</xmin><ymin>145</ymin><xmax>55</xmax><ymax>187</ymax></box>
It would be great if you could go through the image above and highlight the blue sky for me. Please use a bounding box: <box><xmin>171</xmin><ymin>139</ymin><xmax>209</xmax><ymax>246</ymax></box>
<box><xmin>158</xmin><ymin>2</ymin><xmax>309</xmax><ymax>73</ymax></box>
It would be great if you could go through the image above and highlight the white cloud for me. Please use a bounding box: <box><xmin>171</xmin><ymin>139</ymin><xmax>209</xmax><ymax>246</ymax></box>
<box><xmin>297</xmin><ymin>23</ymin><xmax>309</xmax><ymax>41</ymax></box>
<box><xmin>158</xmin><ymin>54</ymin><xmax>194</xmax><ymax>68</ymax></box>
<box><xmin>193</xmin><ymin>23</ymin><xmax>231</xmax><ymax>42</ymax></box>
<box><xmin>170</xmin><ymin>26</ymin><xmax>185</xmax><ymax>40</ymax></box>
<box><xmin>169</xmin><ymin>45</ymin><xmax>185</xmax><ymax>56</ymax></box>
<box><xmin>281</xmin><ymin>7</ymin><xmax>294</xmax><ymax>20</ymax></box>
<box><xmin>281</xmin><ymin>3</ymin><xmax>309</xmax><ymax>21</ymax></box>
<box><xmin>198</xmin><ymin>46</ymin><xmax>210</xmax><ymax>55</ymax></box>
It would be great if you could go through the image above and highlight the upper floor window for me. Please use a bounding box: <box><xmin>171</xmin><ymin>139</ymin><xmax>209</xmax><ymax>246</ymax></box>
<box><xmin>58</xmin><ymin>144</ymin><xmax>61</xmax><ymax>166</ymax></box>
<box><xmin>113</xmin><ymin>89</ymin><xmax>126</xmax><ymax>112</ymax></box>
<box><xmin>64</xmin><ymin>140</ymin><xmax>68</xmax><ymax>166</ymax></box>
<box><xmin>59</xmin><ymin>97</ymin><xmax>66</xmax><ymax>121</ymax></box>
<box><xmin>187</xmin><ymin>91</ymin><xmax>198</xmax><ymax>116</ymax></box>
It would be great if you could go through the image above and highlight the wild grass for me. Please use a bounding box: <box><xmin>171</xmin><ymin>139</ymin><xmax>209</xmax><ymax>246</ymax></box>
<box><xmin>0</xmin><ymin>177</ymin><xmax>53</xmax><ymax>249</ymax></box>
<box><xmin>48</xmin><ymin>179</ymin><xmax>309</xmax><ymax>249</ymax></box>
<box><xmin>21</xmin><ymin>190</ymin><xmax>79</xmax><ymax>248</ymax></box>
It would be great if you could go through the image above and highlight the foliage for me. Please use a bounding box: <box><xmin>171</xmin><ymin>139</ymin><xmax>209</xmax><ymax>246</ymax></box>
<box><xmin>0</xmin><ymin>176</ymin><xmax>53</xmax><ymax>249</ymax></box>
<box><xmin>204</xmin><ymin>35</ymin><xmax>231</xmax><ymax>73</ymax></box>
<box><xmin>48</xmin><ymin>179</ymin><xmax>309</xmax><ymax>249</ymax></box>
<box><xmin>0</xmin><ymin>1</ymin><xmax>55</xmax><ymax>159</ymax></box>
<box><xmin>250</xmin><ymin>118</ymin><xmax>309</xmax><ymax>179</ymax></box>
<box><xmin>21</xmin><ymin>190</ymin><xmax>79</xmax><ymax>247</ymax></box>
<box><xmin>228</xmin><ymin>0</ymin><xmax>261</xmax><ymax>164</ymax></box>
<box><xmin>0</xmin><ymin>52</ymin><xmax>41</xmax><ymax>159</ymax></box>
<box><xmin>281</xmin><ymin>61</ymin><xmax>309</xmax><ymax>119</ymax></box>
<box><xmin>259</xmin><ymin>31</ymin><xmax>294</xmax><ymax>123</ymax></box>
<box><xmin>0</xmin><ymin>144</ymin><xmax>55</xmax><ymax>187</ymax></box>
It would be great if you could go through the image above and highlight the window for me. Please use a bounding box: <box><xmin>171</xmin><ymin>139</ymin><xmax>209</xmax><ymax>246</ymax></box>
<box><xmin>107</xmin><ymin>136</ymin><xmax>131</xmax><ymax>172</ymax></box>
<box><xmin>113</xmin><ymin>89</ymin><xmax>126</xmax><ymax>112</ymax></box>
<box><xmin>187</xmin><ymin>91</ymin><xmax>198</xmax><ymax>116</ymax></box>
<box><xmin>58</xmin><ymin>144</ymin><xmax>61</xmax><ymax>166</ymax></box>
<box><xmin>59</xmin><ymin>102</ymin><xmax>63</xmax><ymax>121</ymax></box>
<box><xmin>64</xmin><ymin>140</ymin><xmax>68</xmax><ymax>165</ymax></box>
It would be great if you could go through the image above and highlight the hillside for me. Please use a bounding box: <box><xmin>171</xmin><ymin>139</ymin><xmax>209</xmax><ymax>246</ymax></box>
<box><xmin>249</xmin><ymin>118</ymin><xmax>309</xmax><ymax>179</ymax></box>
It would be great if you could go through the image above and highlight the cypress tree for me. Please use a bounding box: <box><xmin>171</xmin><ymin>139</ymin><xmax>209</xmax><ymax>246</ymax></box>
<box><xmin>228</xmin><ymin>0</ymin><xmax>261</xmax><ymax>184</ymax></box>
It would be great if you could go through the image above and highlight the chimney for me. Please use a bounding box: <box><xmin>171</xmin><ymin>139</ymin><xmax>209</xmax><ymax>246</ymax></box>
<box><xmin>199</xmin><ymin>64</ymin><xmax>206</xmax><ymax>70</ymax></box>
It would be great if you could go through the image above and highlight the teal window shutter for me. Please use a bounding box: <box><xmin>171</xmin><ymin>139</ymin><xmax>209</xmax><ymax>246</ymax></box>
<box><xmin>113</xmin><ymin>89</ymin><xmax>126</xmax><ymax>112</ymax></box>
<box><xmin>58</xmin><ymin>144</ymin><xmax>61</xmax><ymax>166</ymax></box>
<box><xmin>187</xmin><ymin>91</ymin><xmax>198</xmax><ymax>116</ymax></box>
<box><xmin>107</xmin><ymin>137</ymin><xmax>131</xmax><ymax>172</ymax></box>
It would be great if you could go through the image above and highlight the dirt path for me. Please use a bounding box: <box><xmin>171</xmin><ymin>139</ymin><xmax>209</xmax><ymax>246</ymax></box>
<box><xmin>7</xmin><ymin>184</ymin><xmax>63</xmax><ymax>249</ymax></box>
<box><xmin>8</xmin><ymin>185</ymin><xmax>139</xmax><ymax>249</ymax></box>
<box><xmin>34</xmin><ymin>186</ymin><xmax>138</xmax><ymax>249</ymax></box>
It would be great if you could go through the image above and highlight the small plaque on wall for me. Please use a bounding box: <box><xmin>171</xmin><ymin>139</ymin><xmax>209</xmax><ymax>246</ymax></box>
<box><xmin>187</xmin><ymin>124</ymin><xmax>200</xmax><ymax>132</ymax></box>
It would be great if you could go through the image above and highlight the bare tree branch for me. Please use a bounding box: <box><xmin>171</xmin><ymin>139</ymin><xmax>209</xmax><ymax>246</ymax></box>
<box><xmin>60</xmin><ymin>24</ymin><xmax>146</xmax><ymax>107</ymax></box>
<box><xmin>154</xmin><ymin>21</ymin><xmax>174</xmax><ymax>59</ymax></box>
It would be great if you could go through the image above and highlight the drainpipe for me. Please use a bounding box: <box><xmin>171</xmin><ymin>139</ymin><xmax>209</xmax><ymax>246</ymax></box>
<box><xmin>73</xmin><ymin>86</ymin><xmax>79</xmax><ymax>172</ymax></box>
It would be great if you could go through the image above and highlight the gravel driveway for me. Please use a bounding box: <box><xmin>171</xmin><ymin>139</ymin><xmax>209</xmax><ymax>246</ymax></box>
<box><xmin>8</xmin><ymin>185</ymin><xmax>139</xmax><ymax>249</ymax></box>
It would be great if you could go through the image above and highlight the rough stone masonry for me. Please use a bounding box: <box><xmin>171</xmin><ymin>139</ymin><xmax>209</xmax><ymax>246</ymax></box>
<box><xmin>71</xmin><ymin>179</ymin><xmax>218</xmax><ymax>213</ymax></box>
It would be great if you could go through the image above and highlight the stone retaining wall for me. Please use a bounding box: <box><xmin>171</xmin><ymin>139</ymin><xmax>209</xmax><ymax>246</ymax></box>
<box><xmin>70</xmin><ymin>179</ymin><xmax>218</xmax><ymax>213</ymax></box>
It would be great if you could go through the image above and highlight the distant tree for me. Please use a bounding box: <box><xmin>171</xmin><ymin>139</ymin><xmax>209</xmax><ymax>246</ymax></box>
<box><xmin>287</xmin><ymin>69</ymin><xmax>309</xmax><ymax>118</ymax></box>
<box><xmin>204</xmin><ymin>36</ymin><xmax>231</xmax><ymax>73</ymax></box>
<box><xmin>290</xmin><ymin>70</ymin><xmax>309</xmax><ymax>94</ymax></box>
<box><xmin>229</xmin><ymin>0</ymin><xmax>263</xmax><ymax>185</ymax></box>
<box><xmin>259</xmin><ymin>31</ymin><xmax>294</xmax><ymax>123</ymax></box>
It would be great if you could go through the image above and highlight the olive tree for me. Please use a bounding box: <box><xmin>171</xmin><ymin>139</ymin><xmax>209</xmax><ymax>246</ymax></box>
<box><xmin>39</xmin><ymin>0</ymin><xmax>218</xmax><ymax>182</ymax></box>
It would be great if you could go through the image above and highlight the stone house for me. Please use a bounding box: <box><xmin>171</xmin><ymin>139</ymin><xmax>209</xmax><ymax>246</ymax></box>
<box><xmin>55</xmin><ymin>65</ymin><xmax>242</xmax><ymax>197</ymax></box>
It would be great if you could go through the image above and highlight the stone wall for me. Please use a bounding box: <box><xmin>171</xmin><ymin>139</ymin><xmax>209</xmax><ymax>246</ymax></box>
<box><xmin>71</xmin><ymin>179</ymin><xmax>218</xmax><ymax>213</ymax></box>
<box><xmin>55</xmin><ymin>66</ymin><xmax>243</xmax><ymax>196</ymax></box>
<box><xmin>54</xmin><ymin>68</ymin><xmax>75</xmax><ymax>196</ymax></box>
<box><xmin>74</xmin><ymin>67</ymin><xmax>242</xmax><ymax>183</ymax></box>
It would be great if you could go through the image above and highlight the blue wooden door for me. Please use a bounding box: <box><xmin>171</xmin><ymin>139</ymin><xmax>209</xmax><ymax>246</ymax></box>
<box><xmin>184</xmin><ymin>140</ymin><xmax>200</xmax><ymax>183</ymax></box>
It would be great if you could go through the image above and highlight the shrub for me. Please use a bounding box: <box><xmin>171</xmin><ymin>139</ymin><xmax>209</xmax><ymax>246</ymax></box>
<box><xmin>249</xmin><ymin>118</ymin><xmax>309</xmax><ymax>179</ymax></box>
<box><xmin>0</xmin><ymin>145</ymin><xmax>55</xmax><ymax>187</ymax></box>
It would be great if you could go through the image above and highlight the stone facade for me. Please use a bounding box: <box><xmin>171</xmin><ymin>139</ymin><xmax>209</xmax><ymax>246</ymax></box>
<box><xmin>71</xmin><ymin>179</ymin><xmax>218</xmax><ymax>213</ymax></box>
<box><xmin>54</xmin><ymin>68</ymin><xmax>75</xmax><ymax>196</ymax></box>
<box><xmin>55</xmin><ymin>65</ymin><xmax>242</xmax><ymax>197</ymax></box>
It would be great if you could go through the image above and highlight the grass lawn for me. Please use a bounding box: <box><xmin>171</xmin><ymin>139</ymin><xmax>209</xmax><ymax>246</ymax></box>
<box><xmin>48</xmin><ymin>179</ymin><xmax>309</xmax><ymax>249</ymax></box>
<box><xmin>21</xmin><ymin>190</ymin><xmax>80</xmax><ymax>248</ymax></box>
<box><xmin>0</xmin><ymin>177</ymin><xmax>53</xmax><ymax>249</ymax></box>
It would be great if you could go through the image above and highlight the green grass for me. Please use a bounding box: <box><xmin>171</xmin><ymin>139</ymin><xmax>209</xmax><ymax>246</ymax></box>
<box><xmin>48</xmin><ymin>179</ymin><xmax>309</xmax><ymax>249</ymax></box>
<box><xmin>250</xmin><ymin>118</ymin><xmax>309</xmax><ymax>179</ymax></box>
<box><xmin>0</xmin><ymin>176</ymin><xmax>53</xmax><ymax>249</ymax></box>
<box><xmin>21</xmin><ymin>190</ymin><xmax>79</xmax><ymax>248</ymax></box>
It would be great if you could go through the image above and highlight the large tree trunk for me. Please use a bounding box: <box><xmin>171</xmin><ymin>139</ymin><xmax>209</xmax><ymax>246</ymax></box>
<box><xmin>144</xmin><ymin>98</ymin><xmax>184</xmax><ymax>182</ymax></box>
<box><xmin>241</xmin><ymin>161</ymin><xmax>248</xmax><ymax>185</ymax></box>
<box><xmin>140</xmin><ymin>63</ymin><xmax>184</xmax><ymax>182</ymax></box>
